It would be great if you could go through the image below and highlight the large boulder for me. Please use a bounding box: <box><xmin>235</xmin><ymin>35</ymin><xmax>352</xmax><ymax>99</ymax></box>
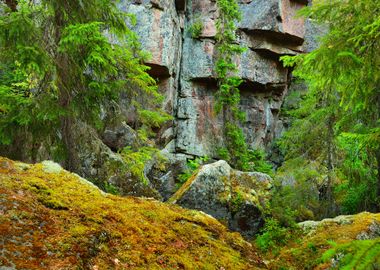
<box><xmin>71</xmin><ymin>121</ymin><xmax>161</xmax><ymax>199</ymax></box>
<box><xmin>102</xmin><ymin>122</ymin><xmax>141</xmax><ymax>151</ymax></box>
<box><xmin>169</xmin><ymin>160</ymin><xmax>272</xmax><ymax>238</ymax></box>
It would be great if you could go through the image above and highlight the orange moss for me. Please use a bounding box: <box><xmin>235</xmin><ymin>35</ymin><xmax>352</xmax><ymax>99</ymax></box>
<box><xmin>0</xmin><ymin>157</ymin><xmax>263</xmax><ymax>269</ymax></box>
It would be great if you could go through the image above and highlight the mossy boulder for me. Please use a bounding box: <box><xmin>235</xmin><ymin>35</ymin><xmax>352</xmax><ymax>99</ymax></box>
<box><xmin>262</xmin><ymin>212</ymin><xmax>380</xmax><ymax>269</ymax></box>
<box><xmin>169</xmin><ymin>160</ymin><xmax>272</xmax><ymax>239</ymax></box>
<box><xmin>0</xmin><ymin>157</ymin><xmax>264</xmax><ymax>269</ymax></box>
<box><xmin>72</xmin><ymin>121</ymin><xmax>161</xmax><ymax>199</ymax></box>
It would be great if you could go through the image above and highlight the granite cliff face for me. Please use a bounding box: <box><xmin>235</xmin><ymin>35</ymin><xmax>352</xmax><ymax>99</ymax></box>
<box><xmin>120</xmin><ymin>0</ymin><xmax>313</xmax><ymax>160</ymax></box>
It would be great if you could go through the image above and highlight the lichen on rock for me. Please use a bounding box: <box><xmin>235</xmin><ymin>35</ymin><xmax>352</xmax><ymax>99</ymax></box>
<box><xmin>169</xmin><ymin>160</ymin><xmax>272</xmax><ymax>239</ymax></box>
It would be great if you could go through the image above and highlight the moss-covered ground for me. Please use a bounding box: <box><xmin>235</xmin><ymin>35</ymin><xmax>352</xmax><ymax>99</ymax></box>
<box><xmin>0</xmin><ymin>157</ymin><xmax>264</xmax><ymax>270</ymax></box>
<box><xmin>259</xmin><ymin>212</ymin><xmax>380</xmax><ymax>269</ymax></box>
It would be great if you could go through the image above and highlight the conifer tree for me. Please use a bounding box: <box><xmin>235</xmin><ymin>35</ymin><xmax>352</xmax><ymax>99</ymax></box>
<box><xmin>0</xmin><ymin>0</ymin><xmax>167</xmax><ymax>169</ymax></box>
<box><xmin>280</xmin><ymin>0</ymin><xmax>380</xmax><ymax>213</ymax></box>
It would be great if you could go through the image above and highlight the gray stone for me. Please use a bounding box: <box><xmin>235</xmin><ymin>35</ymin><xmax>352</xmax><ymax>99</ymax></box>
<box><xmin>237</xmin><ymin>48</ymin><xmax>288</xmax><ymax>85</ymax></box>
<box><xmin>181</xmin><ymin>38</ymin><xmax>215</xmax><ymax>80</ymax></box>
<box><xmin>171</xmin><ymin>0</ymin><xmax>310</xmax><ymax>158</ymax></box>
<box><xmin>120</xmin><ymin>1</ymin><xmax>181</xmax><ymax>75</ymax></box>
<box><xmin>299</xmin><ymin>215</ymin><xmax>355</xmax><ymax>235</ymax></box>
<box><xmin>239</xmin><ymin>0</ymin><xmax>306</xmax><ymax>44</ymax></box>
<box><xmin>169</xmin><ymin>160</ymin><xmax>272</xmax><ymax>238</ymax></box>
<box><xmin>102</xmin><ymin>122</ymin><xmax>140</xmax><ymax>151</ymax></box>
<box><xmin>148</xmin><ymin>150</ymin><xmax>192</xmax><ymax>200</ymax></box>
<box><xmin>239</xmin><ymin>31</ymin><xmax>302</xmax><ymax>56</ymax></box>
<box><xmin>356</xmin><ymin>220</ymin><xmax>380</xmax><ymax>240</ymax></box>
<box><xmin>302</xmin><ymin>18</ymin><xmax>328</xmax><ymax>52</ymax></box>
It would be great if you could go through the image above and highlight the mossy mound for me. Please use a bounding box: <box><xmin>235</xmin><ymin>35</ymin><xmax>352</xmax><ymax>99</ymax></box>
<box><xmin>0</xmin><ymin>157</ymin><xmax>263</xmax><ymax>269</ymax></box>
<box><xmin>261</xmin><ymin>212</ymin><xmax>380</xmax><ymax>269</ymax></box>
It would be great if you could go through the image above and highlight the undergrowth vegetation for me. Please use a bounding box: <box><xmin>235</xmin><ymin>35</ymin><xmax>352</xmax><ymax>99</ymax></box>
<box><xmin>255</xmin><ymin>218</ymin><xmax>299</xmax><ymax>254</ymax></box>
<box><xmin>188</xmin><ymin>16</ymin><xmax>203</xmax><ymax>39</ymax></box>
<box><xmin>177</xmin><ymin>156</ymin><xmax>209</xmax><ymax>187</ymax></box>
<box><xmin>120</xmin><ymin>146</ymin><xmax>166</xmax><ymax>185</ymax></box>
<box><xmin>321</xmin><ymin>239</ymin><xmax>380</xmax><ymax>269</ymax></box>
<box><xmin>257</xmin><ymin>212</ymin><xmax>380</xmax><ymax>269</ymax></box>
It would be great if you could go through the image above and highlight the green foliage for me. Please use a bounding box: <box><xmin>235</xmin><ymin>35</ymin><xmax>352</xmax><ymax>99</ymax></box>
<box><xmin>0</xmin><ymin>0</ymin><xmax>168</xmax><ymax>165</ymax></box>
<box><xmin>272</xmin><ymin>158</ymin><xmax>325</xmax><ymax>221</ymax></box>
<box><xmin>120</xmin><ymin>147</ymin><xmax>161</xmax><ymax>185</ymax></box>
<box><xmin>137</xmin><ymin>108</ymin><xmax>173</xmax><ymax>139</ymax></box>
<box><xmin>321</xmin><ymin>239</ymin><xmax>380</xmax><ymax>270</ymax></box>
<box><xmin>177</xmin><ymin>156</ymin><xmax>209</xmax><ymax>186</ymax></box>
<box><xmin>218</xmin><ymin>140</ymin><xmax>273</xmax><ymax>175</ymax></box>
<box><xmin>224</xmin><ymin>122</ymin><xmax>249</xmax><ymax>170</ymax></box>
<box><xmin>230</xmin><ymin>190</ymin><xmax>244</xmax><ymax>213</ymax></box>
<box><xmin>188</xmin><ymin>17</ymin><xmax>203</xmax><ymax>39</ymax></box>
<box><xmin>247</xmin><ymin>149</ymin><xmax>273</xmax><ymax>176</ymax></box>
<box><xmin>217</xmin><ymin>147</ymin><xmax>230</xmax><ymax>161</ymax></box>
<box><xmin>255</xmin><ymin>218</ymin><xmax>295</xmax><ymax>253</ymax></box>
<box><xmin>214</xmin><ymin>0</ymin><xmax>249</xmax><ymax>170</ymax></box>
<box><xmin>103</xmin><ymin>182</ymin><xmax>120</xmax><ymax>195</ymax></box>
<box><xmin>307</xmin><ymin>242</ymin><xmax>318</xmax><ymax>253</ymax></box>
<box><xmin>278</xmin><ymin>0</ymin><xmax>380</xmax><ymax>215</ymax></box>
<box><xmin>335</xmin><ymin>133</ymin><xmax>379</xmax><ymax>213</ymax></box>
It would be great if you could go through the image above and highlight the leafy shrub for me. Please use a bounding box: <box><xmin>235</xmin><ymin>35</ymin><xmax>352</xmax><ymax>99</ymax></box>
<box><xmin>230</xmin><ymin>190</ymin><xmax>244</xmax><ymax>213</ymax></box>
<box><xmin>188</xmin><ymin>18</ymin><xmax>203</xmax><ymax>39</ymax></box>
<box><xmin>247</xmin><ymin>149</ymin><xmax>273</xmax><ymax>176</ymax></box>
<box><xmin>120</xmin><ymin>146</ymin><xmax>165</xmax><ymax>185</ymax></box>
<box><xmin>271</xmin><ymin>157</ymin><xmax>331</xmax><ymax>222</ymax></box>
<box><xmin>177</xmin><ymin>156</ymin><xmax>209</xmax><ymax>186</ymax></box>
<box><xmin>335</xmin><ymin>134</ymin><xmax>379</xmax><ymax>214</ymax></box>
<box><xmin>104</xmin><ymin>182</ymin><xmax>120</xmax><ymax>195</ymax></box>
<box><xmin>255</xmin><ymin>218</ymin><xmax>294</xmax><ymax>253</ymax></box>
<box><xmin>217</xmin><ymin>147</ymin><xmax>230</xmax><ymax>161</ymax></box>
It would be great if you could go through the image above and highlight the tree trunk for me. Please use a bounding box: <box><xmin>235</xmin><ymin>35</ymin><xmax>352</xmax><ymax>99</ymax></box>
<box><xmin>4</xmin><ymin>0</ymin><xmax>17</xmax><ymax>11</ymax></box>
<box><xmin>324</xmin><ymin>117</ymin><xmax>334</xmax><ymax>217</ymax></box>
<box><xmin>54</xmin><ymin>11</ymin><xmax>78</xmax><ymax>171</ymax></box>
<box><xmin>56</xmin><ymin>53</ymin><xmax>78</xmax><ymax>171</ymax></box>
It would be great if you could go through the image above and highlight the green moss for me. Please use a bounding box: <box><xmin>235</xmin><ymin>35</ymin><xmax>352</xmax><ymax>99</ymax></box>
<box><xmin>0</xmin><ymin>157</ymin><xmax>261</xmax><ymax>269</ymax></box>
<box><xmin>321</xmin><ymin>239</ymin><xmax>380</xmax><ymax>269</ymax></box>
<box><xmin>120</xmin><ymin>146</ymin><xmax>165</xmax><ymax>185</ymax></box>
<box><xmin>24</xmin><ymin>175</ymin><xmax>68</xmax><ymax>210</ymax></box>
<box><xmin>188</xmin><ymin>17</ymin><xmax>203</xmax><ymax>39</ymax></box>
<box><xmin>260</xmin><ymin>212</ymin><xmax>380</xmax><ymax>269</ymax></box>
<box><xmin>230</xmin><ymin>189</ymin><xmax>245</xmax><ymax>213</ymax></box>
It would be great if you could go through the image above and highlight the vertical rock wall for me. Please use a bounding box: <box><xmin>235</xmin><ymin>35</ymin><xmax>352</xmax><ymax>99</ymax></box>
<box><xmin>123</xmin><ymin>0</ymin><xmax>310</xmax><ymax>159</ymax></box>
